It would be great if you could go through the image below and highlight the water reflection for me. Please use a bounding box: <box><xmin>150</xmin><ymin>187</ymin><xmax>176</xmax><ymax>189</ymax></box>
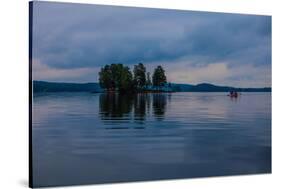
<box><xmin>153</xmin><ymin>93</ymin><xmax>168</xmax><ymax>120</ymax></box>
<box><xmin>99</xmin><ymin>93</ymin><xmax>169</xmax><ymax>123</ymax></box>
<box><xmin>99</xmin><ymin>93</ymin><xmax>133</xmax><ymax>119</ymax></box>
<box><xmin>32</xmin><ymin>92</ymin><xmax>271</xmax><ymax>187</ymax></box>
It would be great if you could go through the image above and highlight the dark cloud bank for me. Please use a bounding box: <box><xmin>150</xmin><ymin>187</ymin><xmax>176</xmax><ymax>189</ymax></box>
<box><xmin>32</xmin><ymin>1</ymin><xmax>271</xmax><ymax>87</ymax></box>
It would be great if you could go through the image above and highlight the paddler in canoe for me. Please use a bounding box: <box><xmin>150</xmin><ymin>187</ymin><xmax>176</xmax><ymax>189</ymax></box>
<box><xmin>228</xmin><ymin>91</ymin><xmax>239</xmax><ymax>98</ymax></box>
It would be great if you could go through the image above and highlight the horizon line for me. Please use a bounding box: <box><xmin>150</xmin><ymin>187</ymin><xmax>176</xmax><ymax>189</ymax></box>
<box><xmin>33</xmin><ymin>80</ymin><xmax>271</xmax><ymax>89</ymax></box>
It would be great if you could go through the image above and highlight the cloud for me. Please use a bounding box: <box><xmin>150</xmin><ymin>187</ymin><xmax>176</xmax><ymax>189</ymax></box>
<box><xmin>32</xmin><ymin>59</ymin><xmax>99</xmax><ymax>83</ymax></box>
<box><xmin>31</xmin><ymin>1</ymin><xmax>271</xmax><ymax>87</ymax></box>
<box><xmin>144</xmin><ymin>57</ymin><xmax>271</xmax><ymax>87</ymax></box>
<box><xmin>168</xmin><ymin>62</ymin><xmax>230</xmax><ymax>84</ymax></box>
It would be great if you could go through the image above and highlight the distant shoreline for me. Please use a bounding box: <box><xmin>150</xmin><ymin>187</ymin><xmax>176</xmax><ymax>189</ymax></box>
<box><xmin>32</xmin><ymin>80</ymin><xmax>271</xmax><ymax>93</ymax></box>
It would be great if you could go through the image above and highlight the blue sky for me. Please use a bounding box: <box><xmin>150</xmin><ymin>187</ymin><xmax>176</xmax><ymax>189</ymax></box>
<box><xmin>32</xmin><ymin>1</ymin><xmax>271</xmax><ymax>87</ymax></box>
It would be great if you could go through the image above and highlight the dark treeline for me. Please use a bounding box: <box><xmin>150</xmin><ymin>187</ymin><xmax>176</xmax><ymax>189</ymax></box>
<box><xmin>99</xmin><ymin>63</ymin><xmax>167</xmax><ymax>92</ymax></box>
<box><xmin>33</xmin><ymin>80</ymin><xmax>271</xmax><ymax>93</ymax></box>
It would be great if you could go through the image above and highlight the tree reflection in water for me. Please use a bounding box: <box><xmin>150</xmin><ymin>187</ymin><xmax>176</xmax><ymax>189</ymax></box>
<box><xmin>99</xmin><ymin>93</ymin><xmax>169</xmax><ymax>125</ymax></box>
<box><xmin>99</xmin><ymin>93</ymin><xmax>133</xmax><ymax>119</ymax></box>
<box><xmin>134</xmin><ymin>93</ymin><xmax>149</xmax><ymax>122</ymax></box>
<box><xmin>152</xmin><ymin>93</ymin><xmax>168</xmax><ymax>120</ymax></box>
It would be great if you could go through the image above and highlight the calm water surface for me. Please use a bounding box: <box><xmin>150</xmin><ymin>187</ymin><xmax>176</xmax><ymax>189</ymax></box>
<box><xmin>32</xmin><ymin>92</ymin><xmax>271</xmax><ymax>187</ymax></box>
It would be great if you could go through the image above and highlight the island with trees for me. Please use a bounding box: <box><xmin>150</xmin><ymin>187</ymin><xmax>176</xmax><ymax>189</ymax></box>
<box><xmin>99</xmin><ymin>63</ymin><xmax>171</xmax><ymax>93</ymax></box>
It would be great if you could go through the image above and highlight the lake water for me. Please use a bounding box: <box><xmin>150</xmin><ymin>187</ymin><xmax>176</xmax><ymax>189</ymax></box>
<box><xmin>32</xmin><ymin>92</ymin><xmax>271</xmax><ymax>187</ymax></box>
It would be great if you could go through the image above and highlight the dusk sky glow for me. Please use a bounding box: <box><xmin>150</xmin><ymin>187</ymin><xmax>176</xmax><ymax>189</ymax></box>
<box><xmin>32</xmin><ymin>1</ymin><xmax>271</xmax><ymax>87</ymax></box>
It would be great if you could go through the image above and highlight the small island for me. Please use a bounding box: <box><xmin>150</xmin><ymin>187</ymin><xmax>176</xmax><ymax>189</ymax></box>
<box><xmin>99</xmin><ymin>63</ymin><xmax>172</xmax><ymax>93</ymax></box>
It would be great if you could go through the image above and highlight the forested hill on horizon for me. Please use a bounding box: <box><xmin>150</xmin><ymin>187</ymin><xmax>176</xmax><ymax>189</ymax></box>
<box><xmin>33</xmin><ymin>81</ymin><xmax>271</xmax><ymax>93</ymax></box>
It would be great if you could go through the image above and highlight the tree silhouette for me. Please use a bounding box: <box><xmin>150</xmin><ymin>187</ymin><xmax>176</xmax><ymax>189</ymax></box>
<box><xmin>146</xmin><ymin>72</ymin><xmax>152</xmax><ymax>86</ymax></box>
<box><xmin>99</xmin><ymin>65</ymin><xmax>114</xmax><ymax>90</ymax></box>
<box><xmin>152</xmin><ymin>65</ymin><xmax>167</xmax><ymax>88</ymax></box>
<box><xmin>99</xmin><ymin>63</ymin><xmax>167</xmax><ymax>92</ymax></box>
<box><xmin>99</xmin><ymin>64</ymin><xmax>133</xmax><ymax>92</ymax></box>
<box><xmin>133</xmin><ymin>63</ymin><xmax>146</xmax><ymax>90</ymax></box>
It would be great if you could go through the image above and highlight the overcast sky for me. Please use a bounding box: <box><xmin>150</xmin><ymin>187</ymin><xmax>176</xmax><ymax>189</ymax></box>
<box><xmin>31</xmin><ymin>1</ymin><xmax>271</xmax><ymax>87</ymax></box>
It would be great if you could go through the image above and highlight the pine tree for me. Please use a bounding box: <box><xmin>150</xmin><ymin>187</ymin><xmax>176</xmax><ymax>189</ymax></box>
<box><xmin>152</xmin><ymin>66</ymin><xmax>167</xmax><ymax>88</ymax></box>
<box><xmin>133</xmin><ymin>63</ymin><xmax>146</xmax><ymax>89</ymax></box>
